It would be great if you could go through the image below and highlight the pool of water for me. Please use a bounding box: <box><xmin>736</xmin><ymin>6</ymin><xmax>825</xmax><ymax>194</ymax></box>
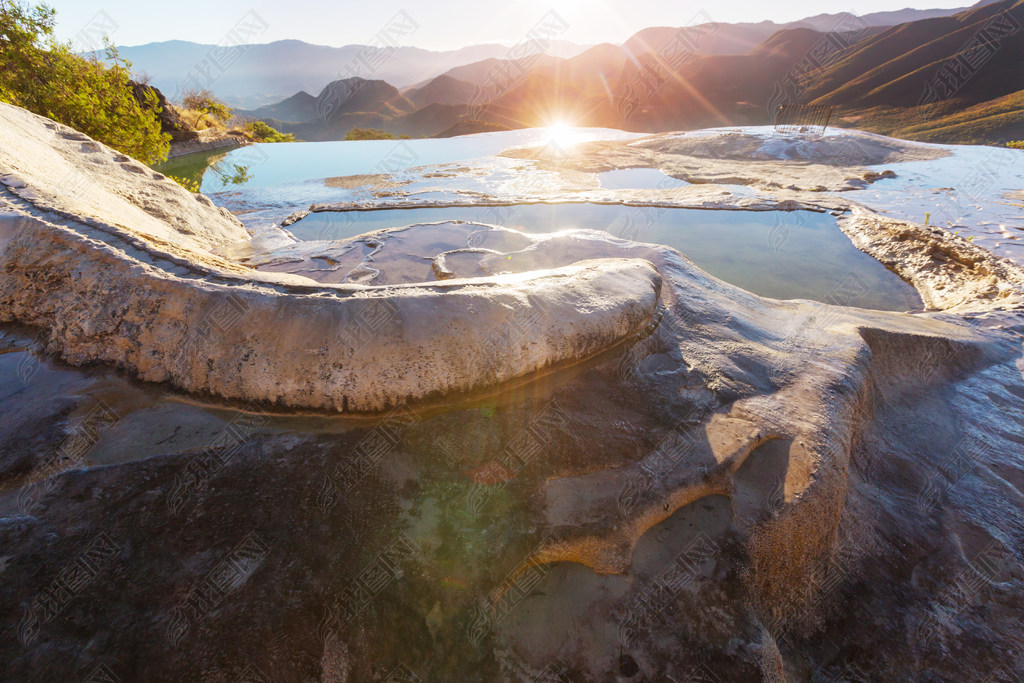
<box><xmin>288</xmin><ymin>204</ymin><xmax>921</xmax><ymax>311</ymax></box>
<box><xmin>174</xmin><ymin>127</ymin><xmax>644</xmax><ymax>193</ymax></box>
<box><xmin>598</xmin><ymin>168</ymin><xmax>689</xmax><ymax>190</ymax></box>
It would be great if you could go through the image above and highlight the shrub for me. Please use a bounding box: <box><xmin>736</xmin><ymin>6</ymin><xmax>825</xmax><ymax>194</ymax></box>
<box><xmin>344</xmin><ymin>127</ymin><xmax>394</xmax><ymax>141</ymax></box>
<box><xmin>0</xmin><ymin>0</ymin><xmax>170</xmax><ymax>163</ymax></box>
<box><xmin>245</xmin><ymin>120</ymin><xmax>295</xmax><ymax>143</ymax></box>
<box><xmin>1007</xmin><ymin>141</ymin><xmax>1024</xmax><ymax>150</ymax></box>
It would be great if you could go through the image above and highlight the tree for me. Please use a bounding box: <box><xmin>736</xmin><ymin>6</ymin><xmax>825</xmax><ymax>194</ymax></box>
<box><xmin>0</xmin><ymin>0</ymin><xmax>170</xmax><ymax>163</ymax></box>
<box><xmin>180</xmin><ymin>88</ymin><xmax>232</xmax><ymax>128</ymax></box>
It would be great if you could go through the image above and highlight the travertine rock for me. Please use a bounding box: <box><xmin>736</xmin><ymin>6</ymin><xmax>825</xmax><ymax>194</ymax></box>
<box><xmin>0</xmin><ymin>103</ymin><xmax>662</xmax><ymax>412</ymax></box>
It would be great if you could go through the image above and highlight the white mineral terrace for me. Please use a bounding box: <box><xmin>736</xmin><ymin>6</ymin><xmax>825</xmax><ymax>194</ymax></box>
<box><xmin>0</xmin><ymin>104</ymin><xmax>665</xmax><ymax>412</ymax></box>
<box><xmin>2</xmin><ymin>101</ymin><xmax>1023</xmax><ymax>417</ymax></box>
<box><xmin>3</xmin><ymin>100</ymin><xmax>1024</xmax><ymax>682</ymax></box>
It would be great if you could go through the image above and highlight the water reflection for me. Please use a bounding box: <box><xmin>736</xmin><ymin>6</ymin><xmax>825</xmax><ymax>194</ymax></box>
<box><xmin>287</xmin><ymin>204</ymin><xmax>922</xmax><ymax>311</ymax></box>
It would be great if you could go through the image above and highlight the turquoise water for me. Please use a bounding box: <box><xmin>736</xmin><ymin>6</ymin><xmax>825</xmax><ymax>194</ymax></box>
<box><xmin>598</xmin><ymin>168</ymin><xmax>689</xmax><ymax>190</ymax></box>
<box><xmin>288</xmin><ymin>204</ymin><xmax>922</xmax><ymax>310</ymax></box>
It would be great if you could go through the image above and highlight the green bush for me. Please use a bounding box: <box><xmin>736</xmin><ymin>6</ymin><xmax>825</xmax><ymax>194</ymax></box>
<box><xmin>246</xmin><ymin>120</ymin><xmax>295</xmax><ymax>143</ymax></box>
<box><xmin>344</xmin><ymin>127</ymin><xmax>395</xmax><ymax>141</ymax></box>
<box><xmin>0</xmin><ymin>0</ymin><xmax>170</xmax><ymax>163</ymax></box>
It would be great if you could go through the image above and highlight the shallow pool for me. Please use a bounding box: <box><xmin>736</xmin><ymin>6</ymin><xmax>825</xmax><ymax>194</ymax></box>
<box><xmin>288</xmin><ymin>204</ymin><xmax>922</xmax><ymax>310</ymax></box>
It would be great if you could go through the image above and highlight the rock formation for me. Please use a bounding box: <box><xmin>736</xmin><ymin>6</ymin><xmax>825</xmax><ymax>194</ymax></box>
<box><xmin>0</xmin><ymin>103</ymin><xmax>1022</xmax><ymax>681</ymax></box>
<box><xmin>0</xmin><ymin>103</ymin><xmax>662</xmax><ymax>412</ymax></box>
<box><xmin>129</xmin><ymin>81</ymin><xmax>189</xmax><ymax>138</ymax></box>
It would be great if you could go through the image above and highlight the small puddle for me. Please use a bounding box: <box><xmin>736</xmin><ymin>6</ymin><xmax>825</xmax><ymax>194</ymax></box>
<box><xmin>597</xmin><ymin>168</ymin><xmax>689</xmax><ymax>190</ymax></box>
<box><xmin>287</xmin><ymin>204</ymin><xmax>922</xmax><ymax>311</ymax></box>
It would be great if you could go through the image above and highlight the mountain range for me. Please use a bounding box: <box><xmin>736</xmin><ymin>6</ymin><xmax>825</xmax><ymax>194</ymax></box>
<box><xmin>221</xmin><ymin>0</ymin><xmax>1022</xmax><ymax>144</ymax></box>
<box><xmin>118</xmin><ymin>3</ymin><xmax>997</xmax><ymax>109</ymax></box>
<box><xmin>117</xmin><ymin>39</ymin><xmax>588</xmax><ymax>109</ymax></box>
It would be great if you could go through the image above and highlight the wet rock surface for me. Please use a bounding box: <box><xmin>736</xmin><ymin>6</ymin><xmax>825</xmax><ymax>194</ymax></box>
<box><xmin>1</xmin><ymin>284</ymin><xmax>1022</xmax><ymax>680</ymax></box>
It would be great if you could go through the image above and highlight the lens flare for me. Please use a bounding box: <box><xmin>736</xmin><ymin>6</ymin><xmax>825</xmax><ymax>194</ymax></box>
<box><xmin>543</xmin><ymin>121</ymin><xmax>584</xmax><ymax>150</ymax></box>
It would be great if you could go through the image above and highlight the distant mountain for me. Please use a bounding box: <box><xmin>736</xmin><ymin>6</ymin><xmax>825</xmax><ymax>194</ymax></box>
<box><xmin>236</xmin><ymin>77</ymin><xmax>414</xmax><ymax>126</ymax></box>
<box><xmin>457</xmin><ymin>0</ymin><xmax>1024</xmax><ymax>142</ymax></box>
<box><xmin>114</xmin><ymin>5</ymin><xmax>999</xmax><ymax>111</ymax></box>
<box><xmin>617</xmin><ymin>3</ymin><xmax>992</xmax><ymax>60</ymax></box>
<box><xmin>623</xmin><ymin>22</ymin><xmax>790</xmax><ymax>58</ymax></box>
<box><xmin>233</xmin><ymin>0</ymin><xmax>1024</xmax><ymax>144</ymax></box>
<box><xmin>240</xmin><ymin>91</ymin><xmax>318</xmax><ymax>123</ymax></box>
<box><xmin>411</xmin><ymin>54</ymin><xmax>564</xmax><ymax>90</ymax></box>
<box><xmin>399</xmin><ymin>4</ymin><xmax>987</xmax><ymax>110</ymax></box>
<box><xmin>113</xmin><ymin>39</ymin><xmax>590</xmax><ymax>107</ymax></box>
<box><xmin>316</xmin><ymin>78</ymin><xmax>413</xmax><ymax>117</ymax></box>
<box><xmin>402</xmin><ymin>75</ymin><xmax>477</xmax><ymax>108</ymax></box>
<box><xmin>795</xmin><ymin>5</ymin><xmax>988</xmax><ymax>32</ymax></box>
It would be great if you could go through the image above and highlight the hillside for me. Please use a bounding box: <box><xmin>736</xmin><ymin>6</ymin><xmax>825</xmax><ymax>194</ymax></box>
<box><xmin>805</xmin><ymin>0</ymin><xmax>1024</xmax><ymax>140</ymax></box>
<box><xmin>804</xmin><ymin>0</ymin><xmax>1024</xmax><ymax>107</ymax></box>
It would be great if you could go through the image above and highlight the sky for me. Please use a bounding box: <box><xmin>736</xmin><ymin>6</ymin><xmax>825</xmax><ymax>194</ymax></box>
<box><xmin>44</xmin><ymin>0</ymin><xmax>972</xmax><ymax>51</ymax></box>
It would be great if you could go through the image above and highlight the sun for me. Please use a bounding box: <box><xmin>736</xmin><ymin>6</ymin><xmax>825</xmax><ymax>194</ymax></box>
<box><xmin>543</xmin><ymin>121</ymin><xmax>580</xmax><ymax>149</ymax></box>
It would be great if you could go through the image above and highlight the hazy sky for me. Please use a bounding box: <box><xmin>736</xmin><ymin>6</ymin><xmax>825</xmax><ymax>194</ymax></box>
<box><xmin>44</xmin><ymin>0</ymin><xmax>970</xmax><ymax>51</ymax></box>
